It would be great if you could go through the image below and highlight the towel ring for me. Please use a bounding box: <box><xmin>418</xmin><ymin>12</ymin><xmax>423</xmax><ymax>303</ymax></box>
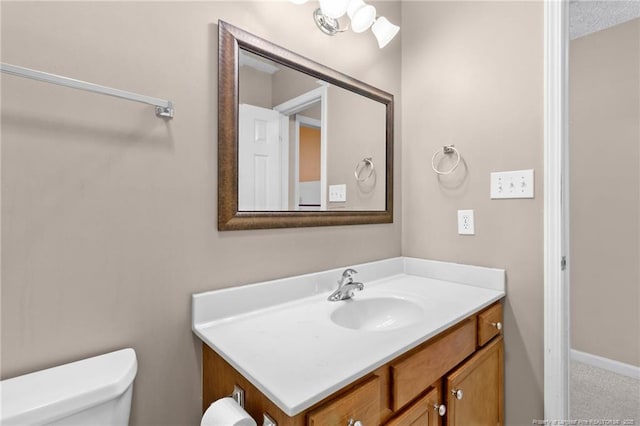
<box><xmin>355</xmin><ymin>157</ymin><xmax>375</xmax><ymax>182</ymax></box>
<box><xmin>431</xmin><ymin>145</ymin><xmax>461</xmax><ymax>175</ymax></box>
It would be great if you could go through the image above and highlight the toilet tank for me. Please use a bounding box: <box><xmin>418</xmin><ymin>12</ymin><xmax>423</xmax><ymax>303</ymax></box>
<box><xmin>0</xmin><ymin>348</ymin><xmax>137</xmax><ymax>425</ymax></box>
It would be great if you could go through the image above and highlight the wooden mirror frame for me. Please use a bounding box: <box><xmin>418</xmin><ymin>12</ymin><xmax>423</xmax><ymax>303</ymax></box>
<box><xmin>218</xmin><ymin>20</ymin><xmax>394</xmax><ymax>230</ymax></box>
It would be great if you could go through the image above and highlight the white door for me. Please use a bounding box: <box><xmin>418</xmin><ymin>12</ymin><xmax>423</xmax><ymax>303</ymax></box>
<box><xmin>238</xmin><ymin>104</ymin><xmax>286</xmax><ymax>211</ymax></box>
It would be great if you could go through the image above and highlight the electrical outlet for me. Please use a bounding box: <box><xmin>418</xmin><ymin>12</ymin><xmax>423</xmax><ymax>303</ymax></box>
<box><xmin>458</xmin><ymin>210</ymin><xmax>475</xmax><ymax>235</ymax></box>
<box><xmin>329</xmin><ymin>184</ymin><xmax>346</xmax><ymax>202</ymax></box>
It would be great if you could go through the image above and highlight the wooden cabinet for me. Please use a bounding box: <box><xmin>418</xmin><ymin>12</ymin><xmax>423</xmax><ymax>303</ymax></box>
<box><xmin>307</xmin><ymin>376</ymin><xmax>380</xmax><ymax>426</ymax></box>
<box><xmin>386</xmin><ymin>385</ymin><xmax>443</xmax><ymax>426</ymax></box>
<box><xmin>390</xmin><ymin>318</ymin><xmax>476</xmax><ymax>411</ymax></box>
<box><xmin>202</xmin><ymin>300</ymin><xmax>504</xmax><ymax>426</ymax></box>
<box><xmin>477</xmin><ymin>303</ymin><xmax>503</xmax><ymax>347</ymax></box>
<box><xmin>445</xmin><ymin>337</ymin><xmax>504</xmax><ymax>426</ymax></box>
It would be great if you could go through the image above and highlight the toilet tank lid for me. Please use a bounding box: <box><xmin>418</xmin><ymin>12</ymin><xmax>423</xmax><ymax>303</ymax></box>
<box><xmin>0</xmin><ymin>348</ymin><xmax>137</xmax><ymax>425</ymax></box>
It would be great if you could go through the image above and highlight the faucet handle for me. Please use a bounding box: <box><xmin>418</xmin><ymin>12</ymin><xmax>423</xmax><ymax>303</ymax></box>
<box><xmin>338</xmin><ymin>268</ymin><xmax>358</xmax><ymax>285</ymax></box>
<box><xmin>342</xmin><ymin>268</ymin><xmax>358</xmax><ymax>278</ymax></box>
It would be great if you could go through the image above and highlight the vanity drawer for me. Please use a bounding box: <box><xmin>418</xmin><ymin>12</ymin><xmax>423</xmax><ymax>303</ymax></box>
<box><xmin>307</xmin><ymin>375</ymin><xmax>380</xmax><ymax>426</ymax></box>
<box><xmin>390</xmin><ymin>318</ymin><xmax>476</xmax><ymax>411</ymax></box>
<box><xmin>477</xmin><ymin>302</ymin><xmax>503</xmax><ymax>347</ymax></box>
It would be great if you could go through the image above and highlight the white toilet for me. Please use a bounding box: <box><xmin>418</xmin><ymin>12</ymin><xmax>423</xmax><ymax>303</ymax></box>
<box><xmin>0</xmin><ymin>348</ymin><xmax>137</xmax><ymax>425</ymax></box>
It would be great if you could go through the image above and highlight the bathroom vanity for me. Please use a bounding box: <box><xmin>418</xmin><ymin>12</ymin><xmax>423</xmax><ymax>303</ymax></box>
<box><xmin>193</xmin><ymin>257</ymin><xmax>505</xmax><ymax>425</ymax></box>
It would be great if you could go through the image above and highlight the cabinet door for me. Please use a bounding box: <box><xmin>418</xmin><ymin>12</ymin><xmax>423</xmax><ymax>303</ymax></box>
<box><xmin>386</xmin><ymin>386</ymin><xmax>443</xmax><ymax>426</ymax></box>
<box><xmin>446</xmin><ymin>336</ymin><xmax>503</xmax><ymax>426</ymax></box>
<box><xmin>307</xmin><ymin>375</ymin><xmax>380</xmax><ymax>426</ymax></box>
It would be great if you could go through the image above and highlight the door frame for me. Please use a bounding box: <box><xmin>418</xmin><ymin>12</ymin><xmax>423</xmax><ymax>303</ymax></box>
<box><xmin>544</xmin><ymin>0</ymin><xmax>570</xmax><ymax>421</ymax></box>
<box><xmin>274</xmin><ymin>85</ymin><xmax>328</xmax><ymax>210</ymax></box>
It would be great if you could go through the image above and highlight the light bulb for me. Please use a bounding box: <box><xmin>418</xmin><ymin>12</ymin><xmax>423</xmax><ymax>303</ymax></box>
<box><xmin>371</xmin><ymin>16</ymin><xmax>400</xmax><ymax>48</ymax></box>
<box><xmin>319</xmin><ymin>0</ymin><xmax>350</xmax><ymax>19</ymax></box>
<box><xmin>347</xmin><ymin>0</ymin><xmax>376</xmax><ymax>33</ymax></box>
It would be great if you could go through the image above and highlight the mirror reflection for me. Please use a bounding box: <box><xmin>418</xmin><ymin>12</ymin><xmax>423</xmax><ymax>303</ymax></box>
<box><xmin>238</xmin><ymin>49</ymin><xmax>386</xmax><ymax>211</ymax></box>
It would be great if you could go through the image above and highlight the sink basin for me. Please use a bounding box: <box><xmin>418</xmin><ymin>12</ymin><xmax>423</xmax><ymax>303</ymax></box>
<box><xmin>330</xmin><ymin>297</ymin><xmax>425</xmax><ymax>331</ymax></box>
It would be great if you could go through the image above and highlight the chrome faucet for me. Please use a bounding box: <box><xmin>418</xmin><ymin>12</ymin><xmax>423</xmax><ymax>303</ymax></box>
<box><xmin>328</xmin><ymin>268</ymin><xmax>364</xmax><ymax>301</ymax></box>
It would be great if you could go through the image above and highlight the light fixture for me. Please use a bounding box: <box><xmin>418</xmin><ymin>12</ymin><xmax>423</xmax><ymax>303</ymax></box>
<box><xmin>313</xmin><ymin>8</ymin><xmax>344</xmax><ymax>36</ymax></box>
<box><xmin>347</xmin><ymin>0</ymin><xmax>376</xmax><ymax>33</ymax></box>
<box><xmin>371</xmin><ymin>16</ymin><xmax>400</xmax><ymax>48</ymax></box>
<box><xmin>290</xmin><ymin>0</ymin><xmax>399</xmax><ymax>48</ymax></box>
<box><xmin>319</xmin><ymin>0</ymin><xmax>350</xmax><ymax>19</ymax></box>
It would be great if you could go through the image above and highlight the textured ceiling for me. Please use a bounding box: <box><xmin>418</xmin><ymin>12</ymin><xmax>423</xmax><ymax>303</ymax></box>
<box><xmin>570</xmin><ymin>0</ymin><xmax>640</xmax><ymax>39</ymax></box>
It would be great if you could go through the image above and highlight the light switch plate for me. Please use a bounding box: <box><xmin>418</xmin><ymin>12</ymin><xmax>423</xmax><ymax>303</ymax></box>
<box><xmin>329</xmin><ymin>184</ymin><xmax>346</xmax><ymax>202</ymax></box>
<box><xmin>490</xmin><ymin>169</ymin><xmax>534</xmax><ymax>199</ymax></box>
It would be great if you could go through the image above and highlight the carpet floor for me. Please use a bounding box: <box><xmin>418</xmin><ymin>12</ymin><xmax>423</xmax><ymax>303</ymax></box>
<box><xmin>571</xmin><ymin>360</ymin><xmax>640</xmax><ymax>424</ymax></box>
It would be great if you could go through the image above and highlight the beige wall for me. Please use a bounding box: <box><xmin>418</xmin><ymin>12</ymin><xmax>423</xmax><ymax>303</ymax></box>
<box><xmin>401</xmin><ymin>2</ymin><xmax>544</xmax><ymax>424</ymax></box>
<box><xmin>0</xmin><ymin>2</ymin><xmax>401</xmax><ymax>425</ymax></box>
<box><xmin>239</xmin><ymin>65</ymin><xmax>273</xmax><ymax>109</ymax></box>
<box><xmin>570</xmin><ymin>18</ymin><xmax>640</xmax><ymax>367</ymax></box>
<box><xmin>271</xmin><ymin>65</ymin><xmax>320</xmax><ymax>107</ymax></box>
<box><xmin>326</xmin><ymin>85</ymin><xmax>387</xmax><ymax>210</ymax></box>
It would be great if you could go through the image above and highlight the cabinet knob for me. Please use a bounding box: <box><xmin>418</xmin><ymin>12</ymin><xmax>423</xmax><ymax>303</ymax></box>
<box><xmin>491</xmin><ymin>321</ymin><xmax>502</xmax><ymax>331</ymax></box>
<box><xmin>451</xmin><ymin>389</ymin><xmax>464</xmax><ymax>400</ymax></box>
<box><xmin>347</xmin><ymin>419</ymin><xmax>362</xmax><ymax>426</ymax></box>
<box><xmin>434</xmin><ymin>404</ymin><xmax>446</xmax><ymax>416</ymax></box>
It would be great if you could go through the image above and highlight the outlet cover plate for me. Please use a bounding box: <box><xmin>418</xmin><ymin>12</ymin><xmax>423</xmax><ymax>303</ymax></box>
<box><xmin>458</xmin><ymin>209</ymin><xmax>475</xmax><ymax>235</ymax></box>
<box><xmin>329</xmin><ymin>184</ymin><xmax>346</xmax><ymax>202</ymax></box>
<box><xmin>490</xmin><ymin>169</ymin><xmax>534</xmax><ymax>199</ymax></box>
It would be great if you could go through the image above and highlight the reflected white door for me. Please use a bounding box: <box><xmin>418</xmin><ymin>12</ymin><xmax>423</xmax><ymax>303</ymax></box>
<box><xmin>238</xmin><ymin>104</ymin><xmax>286</xmax><ymax>211</ymax></box>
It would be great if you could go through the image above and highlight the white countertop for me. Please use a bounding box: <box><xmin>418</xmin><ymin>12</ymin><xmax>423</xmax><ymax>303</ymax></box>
<box><xmin>192</xmin><ymin>257</ymin><xmax>505</xmax><ymax>416</ymax></box>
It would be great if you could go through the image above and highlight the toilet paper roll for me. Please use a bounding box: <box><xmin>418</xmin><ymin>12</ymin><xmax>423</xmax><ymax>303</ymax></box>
<box><xmin>201</xmin><ymin>397</ymin><xmax>257</xmax><ymax>426</ymax></box>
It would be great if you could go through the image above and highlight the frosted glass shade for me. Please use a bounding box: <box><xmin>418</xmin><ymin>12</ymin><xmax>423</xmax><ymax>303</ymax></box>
<box><xmin>372</xmin><ymin>16</ymin><xmax>400</xmax><ymax>48</ymax></box>
<box><xmin>347</xmin><ymin>0</ymin><xmax>376</xmax><ymax>33</ymax></box>
<box><xmin>289</xmin><ymin>0</ymin><xmax>309</xmax><ymax>3</ymax></box>
<box><xmin>319</xmin><ymin>0</ymin><xmax>350</xmax><ymax>19</ymax></box>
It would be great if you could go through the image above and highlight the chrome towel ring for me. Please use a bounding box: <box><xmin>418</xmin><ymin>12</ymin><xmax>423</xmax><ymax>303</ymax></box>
<box><xmin>355</xmin><ymin>157</ymin><xmax>375</xmax><ymax>182</ymax></box>
<box><xmin>431</xmin><ymin>145</ymin><xmax>461</xmax><ymax>175</ymax></box>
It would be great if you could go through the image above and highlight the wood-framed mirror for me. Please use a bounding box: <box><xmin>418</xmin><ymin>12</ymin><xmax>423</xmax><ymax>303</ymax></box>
<box><xmin>218</xmin><ymin>20</ymin><xmax>394</xmax><ymax>230</ymax></box>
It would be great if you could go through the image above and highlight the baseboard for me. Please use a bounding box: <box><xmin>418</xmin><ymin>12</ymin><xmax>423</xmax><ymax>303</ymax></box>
<box><xmin>571</xmin><ymin>349</ymin><xmax>640</xmax><ymax>379</ymax></box>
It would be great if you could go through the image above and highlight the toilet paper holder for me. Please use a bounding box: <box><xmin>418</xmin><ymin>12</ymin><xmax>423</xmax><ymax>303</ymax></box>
<box><xmin>230</xmin><ymin>386</ymin><xmax>277</xmax><ymax>426</ymax></box>
<box><xmin>229</xmin><ymin>385</ymin><xmax>278</xmax><ymax>426</ymax></box>
<box><xmin>230</xmin><ymin>385</ymin><xmax>245</xmax><ymax>408</ymax></box>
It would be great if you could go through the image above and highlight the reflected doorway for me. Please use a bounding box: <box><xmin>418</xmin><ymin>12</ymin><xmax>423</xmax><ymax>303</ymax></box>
<box><xmin>295</xmin><ymin>116</ymin><xmax>321</xmax><ymax>210</ymax></box>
